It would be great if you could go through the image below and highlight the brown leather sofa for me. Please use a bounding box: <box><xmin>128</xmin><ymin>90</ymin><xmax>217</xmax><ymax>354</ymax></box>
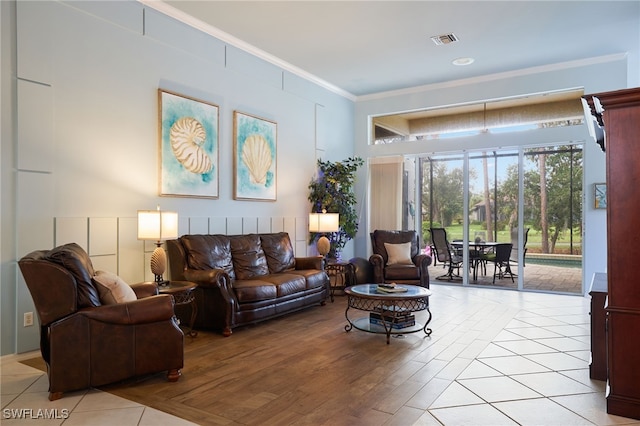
<box><xmin>369</xmin><ymin>230</ymin><xmax>431</xmax><ymax>288</ymax></box>
<box><xmin>18</xmin><ymin>243</ymin><xmax>184</xmax><ymax>400</ymax></box>
<box><xmin>167</xmin><ymin>232</ymin><xmax>329</xmax><ymax>336</ymax></box>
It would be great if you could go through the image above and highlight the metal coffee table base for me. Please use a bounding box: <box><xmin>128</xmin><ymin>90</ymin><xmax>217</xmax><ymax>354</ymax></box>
<box><xmin>344</xmin><ymin>284</ymin><xmax>432</xmax><ymax>344</ymax></box>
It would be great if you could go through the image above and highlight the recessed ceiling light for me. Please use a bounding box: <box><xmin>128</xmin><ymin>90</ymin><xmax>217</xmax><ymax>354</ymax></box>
<box><xmin>452</xmin><ymin>57</ymin><xmax>474</xmax><ymax>66</ymax></box>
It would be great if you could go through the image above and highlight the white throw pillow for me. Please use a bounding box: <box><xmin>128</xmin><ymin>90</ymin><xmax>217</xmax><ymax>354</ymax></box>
<box><xmin>384</xmin><ymin>242</ymin><xmax>413</xmax><ymax>265</ymax></box>
<box><xmin>93</xmin><ymin>270</ymin><xmax>137</xmax><ymax>305</ymax></box>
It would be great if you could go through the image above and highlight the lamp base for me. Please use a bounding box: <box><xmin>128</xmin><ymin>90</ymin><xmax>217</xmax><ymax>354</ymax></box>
<box><xmin>317</xmin><ymin>236</ymin><xmax>331</xmax><ymax>257</ymax></box>
<box><xmin>155</xmin><ymin>275</ymin><xmax>169</xmax><ymax>287</ymax></box>
<box><xmin>151</xmin><ymin>244</ymin><xmax>168</xmax><ymax>286</ymax></box>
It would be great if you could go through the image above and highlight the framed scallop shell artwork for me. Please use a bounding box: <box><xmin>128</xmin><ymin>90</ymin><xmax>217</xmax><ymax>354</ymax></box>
<box><xmin>158</xmin><ymin>89</ymin><xmax>219</xmax><ymax>198</ymax></box>
<box><xmin>233</xmin><ymin>111</ymin><xmax>277</xmax><ymax>201</ymax></box>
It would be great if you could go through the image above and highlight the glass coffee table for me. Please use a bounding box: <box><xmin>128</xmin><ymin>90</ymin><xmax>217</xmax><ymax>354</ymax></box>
<box><xmin>344</xmin><ymin>284</ymin><xmax>432</xmax><ymax>344</ymax></box>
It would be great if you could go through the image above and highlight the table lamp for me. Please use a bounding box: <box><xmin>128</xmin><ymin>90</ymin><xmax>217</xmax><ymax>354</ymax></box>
<box><xmin>137</xmin><ymin>207</ymin><xmax>178</xmax><ymax>286</ymax></box>
<box><xmin>309</xmin><ymin>210</ymin><xmax>340</xmax><ymax>257</ymax></box>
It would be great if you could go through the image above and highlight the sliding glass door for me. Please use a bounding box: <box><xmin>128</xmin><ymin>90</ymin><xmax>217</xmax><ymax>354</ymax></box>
<box><xmin>419</xmin><ymin>154</ymin><xmax>464</xmax><ymax>280</ymax></box>
<box><xmin>522</xmin><ymin>145</ymin><xmax>583</xmax><ymax>293</ymax></box>
<box><xmin>418</xmin><ymin>144</ymin><xmax>582</xmax><ymax>293</ymax></box>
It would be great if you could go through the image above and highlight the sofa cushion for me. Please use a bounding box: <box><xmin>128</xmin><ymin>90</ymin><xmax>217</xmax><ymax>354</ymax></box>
<box><xmin>384</xmin><ymin>264</ymin><xmax>420</xmax><ymax>280</ymax></box>
<box><xmin>260</xmin><ymin>233</ymin><xmax>295</xmax><ymax>273</ymax></box>
<box><xmin>384</xmin><ymin>242</ymin><xmax>413</xmax><ymax>265</ymax></box>
<box><xmin>260</xmin><ymin>273</ymin><xmax>307</xmax><ymax>297</ymax></box>
<box><xmin>288</xmin><ymin>269</ymin><xmax>327</xmax><ymax>290</ymax></box>
<box><xmin>230</xmin><ymin>234</ymin><xmax>269</xmax><ymax>280</ymax></box>
<box><xmin>233</xmin><ymin>279</ymin><xmax>276</xmax><ymax>303</ymax></box>
<box><xmin>92</xmin><ymin>270</ymin><xmax>137</xmax><ymax>305</ymax></box>
<box><xmin>46</xmin><ymin>243</ymin><xmax>101</xmax><ymax>308</ymax></box>
<box><xmin>181</xmin><ymin>235</ymin><xmax>235</xmax><ymax>280</ymax></box>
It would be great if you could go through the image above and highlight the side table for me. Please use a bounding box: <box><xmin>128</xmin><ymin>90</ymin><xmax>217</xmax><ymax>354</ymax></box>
<box><xmin>158</xmin><ymin>281</ymin><xmax>198</xmax><ymax>337</ymax></box>
<box><xmin>326</xmin><ymin>261</ymin><xmax>356</xmax><ymax>302</ymax></box>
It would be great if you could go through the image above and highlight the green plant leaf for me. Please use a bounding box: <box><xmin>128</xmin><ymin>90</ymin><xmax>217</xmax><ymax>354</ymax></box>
<box><xmin>308</xmin><ymin>157</ymin><xmax>364</xmax><ymax>257</ymax></box>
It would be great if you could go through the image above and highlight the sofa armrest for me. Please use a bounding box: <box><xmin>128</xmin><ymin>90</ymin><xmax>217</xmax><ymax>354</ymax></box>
<box><xmin>184</xmin><ymin>269</ymin><xmax>231</xmax><ymax>289</ymax></box>
<box><xmin>413</xmin><ymin>254</ymin><xmax>432</xmax><ymax>288</ymax></box>
<box><xmin>130</xmin><ymin>282</ymin><xmax>159</xmax><ymax>299</ymax></box>
<box><xmin>79</xmin><ymin>294</ymin><xmax>176</xmax><ymax>325</ymax></box>
<box><xmin>413</xmin><ymin>253</ymin><xmax>432</xmax><ymax>269</ymax></box>
<box><xmin>184</xmin><ymin>268</ymin><xmax>235</xmax><ymax>337</ymax></box>
<box><xmin>295</xmin><ymin>256</ymin><xmax>324</xmax><ymax>270</ymax></box>
<box><xmin>369</xmin><ymin>254</ymin><xmax>385</xmax><ymax>283</ymax></box>
<box><xmin>183</xmin><ymin>268</ymin><xmax>236</xmax><ymax>309</ymax></box>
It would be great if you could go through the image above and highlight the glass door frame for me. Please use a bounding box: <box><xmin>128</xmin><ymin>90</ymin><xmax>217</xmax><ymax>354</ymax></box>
<box><xmin>414</xmin><ymin>144</ymin><xmax>582</xmax><ymax>292</ymax></box>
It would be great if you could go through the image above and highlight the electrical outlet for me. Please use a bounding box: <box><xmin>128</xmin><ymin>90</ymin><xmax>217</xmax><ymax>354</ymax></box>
<box><xmin>24</xmin><ymin>312</ymin><xmax>34</xmax><ymax>327</ymax></box>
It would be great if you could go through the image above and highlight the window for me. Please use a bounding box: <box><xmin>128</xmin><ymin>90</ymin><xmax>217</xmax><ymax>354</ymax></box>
<box><xmin>372</xmin><ymin>90</ymin><xmax>584</xmax><ymax>145</ymax></box>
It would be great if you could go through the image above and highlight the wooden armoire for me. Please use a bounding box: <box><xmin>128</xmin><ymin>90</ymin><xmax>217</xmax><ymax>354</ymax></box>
<box><xmin>584</xmin><ymin>87</ymin><xmax>640</xmax><ymax>420</ymax></box>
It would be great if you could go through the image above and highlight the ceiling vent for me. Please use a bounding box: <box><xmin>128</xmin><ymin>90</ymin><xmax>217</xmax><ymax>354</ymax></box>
<box><xmin>431</xmin><ymin>33</ymin><xmax>459</xmax><ymax>45</ymax></box>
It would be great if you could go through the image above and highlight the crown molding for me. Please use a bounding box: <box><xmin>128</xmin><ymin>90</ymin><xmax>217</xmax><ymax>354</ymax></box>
<box><xmin>138</xmin><ymin>0</ymin><xmax>356</xmax><ymax>101</ymax></box>
<box><xmin>357</xmin><ymin>53</ymin><xmax>628</xmax><ymax>102</ymax></box>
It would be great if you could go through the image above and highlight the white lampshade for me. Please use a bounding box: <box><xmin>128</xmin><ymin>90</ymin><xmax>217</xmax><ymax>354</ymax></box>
<box><xmin>309</xmin><ymin>212</ymin><xmax>340</xmax><ymax>233</ymax></box>
<box><xmin>137</xmin><ymin>209</ymin><xmax>178</xmax><ymax>242</ymax></box>
<box><xmin>309</xmin><ymin>212</ymin><xmax>340</xmax><ymax>257</ymax></box>
<box><xmin>137</xmin><ymin>208</ymin><xmax>178</xmax><ymax>286</ymax></box>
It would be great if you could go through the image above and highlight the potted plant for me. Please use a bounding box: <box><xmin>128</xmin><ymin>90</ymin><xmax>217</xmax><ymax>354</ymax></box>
<box><xmin>308</xmin><ymin>157</ymin><xmax>364</xmax><ymax>260</ymax></box>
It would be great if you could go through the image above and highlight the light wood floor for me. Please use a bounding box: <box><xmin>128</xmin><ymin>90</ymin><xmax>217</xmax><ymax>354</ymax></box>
<box><xmin>94</xmin><ymin>284</ymin><xmax>607</xmax><ymax>426</ymax></box>
<box><xmin>104</xmin><ymin>289</ymin><xmax>451</xmax><ymax>425</ymax></box>
<box><xmin>12</xmin><ymin>284</ymin><xmax>632</xmax><ymax>425</ymax></box>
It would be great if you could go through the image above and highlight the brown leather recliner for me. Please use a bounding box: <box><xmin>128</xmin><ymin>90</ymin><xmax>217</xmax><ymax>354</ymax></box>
<box><xmin>369</xmin><ymin>230</ymin><xmax>431</xmax><ymax>288</ymax></box>
<box><xmin>18</xmin><ymin>243</ymin><xmax>184</xmax><ymax>401</ymax></box>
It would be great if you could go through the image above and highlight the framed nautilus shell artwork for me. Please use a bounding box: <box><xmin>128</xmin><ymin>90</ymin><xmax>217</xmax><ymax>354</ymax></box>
<box><xmin>158</xmin><ymin>89</ymin><xmax>219</xmax><ymax>198</ymax></box>
<box><xmin>233</xmin><ymin>111</ymin><xmax>277</xmax><ymax>201</ymax></box>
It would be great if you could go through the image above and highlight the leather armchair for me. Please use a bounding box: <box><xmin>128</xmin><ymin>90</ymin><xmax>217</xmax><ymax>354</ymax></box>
<box><xmin>18</xmin><ymin>243</ymin><xmax>184</xmax><ymax>401</ymax></box>
<box><xmin>369</xmin><ymin>230</ymin><xmax>431</xmax><ymax>288</ymax></box>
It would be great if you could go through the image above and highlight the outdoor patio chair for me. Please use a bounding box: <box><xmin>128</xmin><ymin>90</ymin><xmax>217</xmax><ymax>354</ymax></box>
<box><xmin>429</xmin><ymin>228</ymin><xmax>463</xmax><ymax>281</ymax></box>
<box><xmin>510</xmin><ymin>227</ymin><xmax>530</xmax><ymax>267</ymax></box>
<box><xmin>484</xmin><ymin>243</ymin><xmax>515</xmax><ymax>283</ymax></box>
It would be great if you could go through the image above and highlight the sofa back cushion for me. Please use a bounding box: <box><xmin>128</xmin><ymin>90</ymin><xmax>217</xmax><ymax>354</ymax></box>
<box><xmin>260</xmin><ymin>233</ymin><xmax>295</xmax><ymax>274</ymax></box>
<box><xmin>181</xmin><ymin>235</ymin><xmax>235</xmax><ymax>280</ymax></box>
<box><xmin>46</xmin><ymin>242</ymin><xmax>101</xmax><ymax>308</ymax></box>
<box><xmin>230</xmin><ymin>234</ymin><xmax>269</xmax><ymax>280</ymax></box>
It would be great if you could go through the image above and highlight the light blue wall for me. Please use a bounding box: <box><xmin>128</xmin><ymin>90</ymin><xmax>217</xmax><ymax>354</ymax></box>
<box><xmin>353</xmin><ymin>56</ymin><xmax>634</xmax><ymax>295</ymax></box>
<box><xmin>1</xmin><ymin>0</ymin><xmax>18</xmax><ymax>358</ymax></box>
<box><xmin>0</xmin><ymin>0</ymin><xmax>354</xmax><ymax>355</ymax></box>
<box><xmin>2</xmin><ymin>0</ymin><xmax>637</xmax><ymax>356</ymax></box>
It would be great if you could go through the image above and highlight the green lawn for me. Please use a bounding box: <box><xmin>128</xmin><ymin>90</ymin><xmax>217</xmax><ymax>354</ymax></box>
<box><xmin>430</xmin><ymin>224</ymin><xmax>582</xmax><ymax>254</ymax></box>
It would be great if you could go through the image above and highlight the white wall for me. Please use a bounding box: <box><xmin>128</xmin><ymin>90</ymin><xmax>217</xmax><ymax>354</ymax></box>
<box><xmin>1</xmin><ymin>0</ymin><xmax>354</xmax><ymax>355</ymax></box>
<box><xmin>353</xmin><ymin>56</ymin><xmax>633</xmax><ymax>295</ymax></box>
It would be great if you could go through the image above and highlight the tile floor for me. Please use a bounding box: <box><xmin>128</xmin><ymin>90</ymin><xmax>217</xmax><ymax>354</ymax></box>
<box><xmin>428</xmin><ymin>259</ymin><xmax>583</xmax><ymax>293</ymax></box>
<box><xmin>2</xmin><ymin>284</ymin><xmax>640</xmax><ymax>425</ymax></box>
